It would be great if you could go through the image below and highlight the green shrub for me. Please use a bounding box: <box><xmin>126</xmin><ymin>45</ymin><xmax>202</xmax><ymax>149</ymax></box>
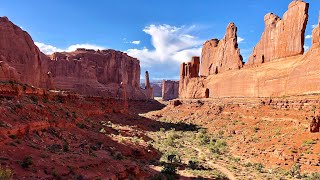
<box><xmin>254</xmin><ymin>163</ymin><xmax>264</xmax><ymax>173</ymax></box>
<box><xmin>0</xmin><ymin>166</ymin><xmax>12</xmax><ymax>180</ymax></box>
<box><xmin>209</xmin><ymin>140</ymin><xmax>227</xmax><ymax>155</ymax></box>
<box><xmin>29</xmin><ymin>95</ymin><xmax>38</xmax><ymax>104</ymax></box>
<box><xmin>76</xmin><ymin>123</ymin><xmax>86</xmax><ymax>129</ymax></box>
<box><xmin>21</xmin><ymin>156</ymin><xmax>33</xmax><ymax>168</ymax></box>
<box><xmin>161</xmin><ymin>164</ymin><xmax>177</xmax><ymax>175</ymax></box>
<box><xmin>307</xmin><ymin>172</ymin><xmax>320</xmax><ymax>180</ymax></box>
<box><xmin>197</xmin><ymin>131</ymin><xmax>211</xmax><ymax>145</ymax></box>
<box><xmin>188</xmin><ymin>159</ymin><xmax>200</xmax><ymax>170</ymax></box>
<box><xmin>289</xmin><ymin>163</ymin><xmax>301</xmax><ymax>178</ymax></box>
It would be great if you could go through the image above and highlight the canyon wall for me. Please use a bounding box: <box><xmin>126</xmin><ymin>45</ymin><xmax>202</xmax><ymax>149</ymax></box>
<box><xmin>48</xmin><ymin>50</ymin><xmax>152</xmax><ymax>100</ymax></box>
<box><xmin>0</xmin><ymin>17</ymin><xmax>48</xmax><ymax>88</ymax></box>
<box><xmin>200</xmin><ymin>23</ymin><xmax>243</xmax><ymax>76</ymax></box>
<box><xmin>162</xmin><ymin>80</ymin><xmax>179</xmax><ymax>101</ymax></box>
<box><xmin>179</xmin><ymin>0</ymin><xmax>320</xmax><ymax>99</ymax></box>
<box><xmin>247</xmin><ymin>1</ymin><xmax>309</xmax><ymax>65</ymax></box>
<box><xmin>0</xmin><ymin>17</ymin><xmax>153</xmax><ymax>100</ymax></box>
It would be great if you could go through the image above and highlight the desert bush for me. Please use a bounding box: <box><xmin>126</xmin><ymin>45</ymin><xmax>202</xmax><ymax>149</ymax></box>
<box><xmin>188</xmin><ymin>159</ymin><xmax>200</xmax><ymax>170</ymax></box>
<box><xmin>0</xmin><ymin>166</ymin><xmax>12</xmax><ymax>180</ymax></box>
<box><xmin>21</xmin><ymin>156</ymin><xmax>33</xmax><ymax>168</ymax></box>
<box><xmin>306</xmin><ymin>172</ymin><xmax>320</xmax><ymax>180</ymax></box>
<box><xmin>289</xmin><ymin>163</ymin><xmax>301</xmax><ymax>178</ymax></box>
<box><xmin>197</xmin><ymin>131</ymin><xmax>211</xmax><ymax>145</ymax></box>
<box><xmin>209</xmin><ymin>139</ymin><xmax>227</xmax><ymax>155</ymax></box>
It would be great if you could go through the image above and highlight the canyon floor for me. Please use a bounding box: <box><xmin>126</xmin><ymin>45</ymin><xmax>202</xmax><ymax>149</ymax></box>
<box><xmin>0</xmin><ymin>85</ymin><xmax>320</xmax><ymax>179</ymax></box>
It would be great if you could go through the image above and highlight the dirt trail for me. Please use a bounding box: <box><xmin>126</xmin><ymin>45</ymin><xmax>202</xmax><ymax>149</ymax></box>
<box><xmin>207</xmin><ymin>161</ymin><xmax>236</xmax><ymax>180</ymax></box>
<box><xmin>192</xmin><ymin>147</ymin><xmax>237</xmax><ymax>180</ymax></box>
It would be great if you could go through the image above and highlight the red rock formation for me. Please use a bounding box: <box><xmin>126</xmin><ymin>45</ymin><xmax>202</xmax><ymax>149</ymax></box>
<box><xmin>247</xmin><ymin>1</ymin><xmax>309</xmax><ymax>65</ymax></box>
<box><xmin>309</xmin><ymin>116</ymin><xmax>320</xmax><ymax>133</ymax></box>
<box><xmin>162</xmin><ymin>80</ymin><xmax>179</xmax><ymax>101</ymax></box>
<box><xmin>141</xmin><ymin>71</ymin><xmax>154</xmax><ymax>99</ymax></box>
<box><xmin>179</xmin><ymin>57</ymin><xmax>201</xmax><ymax>98</ymax></box>
<box><xmin>0</xmin><ymin>17</ymin><xmax>48</xmax><ymax>88</ymax></box>
<box><xmin>312</xmin><ymin>20</ymin><xmax>320</xmax><ymax>48</ymax></box>
<box><xmin>200</xmin><ymin>23</ymin><xmax>243</xmax><ymax>76</ymax></box>
<box><xmin>0</xmin><ymin>17</ymin><xmax>153</xmax><ymax>100</ymax></box>
<box><xmin>180</xmin><ymin>56</ymin><xmax>200</xmax><ymax>79</ymax></box>
<box><xmin>47</xmin><ymin>50</ymin><xmax>152</xmax><ymax>100</ymax></box>
<box><xmin>0</xmin><ymin>61</ymin><xmax>20</xmax><ymax>82</ymax></box>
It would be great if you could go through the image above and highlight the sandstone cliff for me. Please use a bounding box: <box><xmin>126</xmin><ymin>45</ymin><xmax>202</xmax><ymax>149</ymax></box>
<box><xmin>0</xmin><ymin>17</ymin><xmax>48</xmax><ymax>87</ymax></box>
<box><xmin>179</xmin><ymin>0</ymin><xmax>320</xmax><ymax>99</ymax></box>
<box><xmin>162</xmin><ymin>80</ymin><xmax>179</xmax><ymax>101</ymax></box>
<box><xmin>247</xmin><ymin>1</ymin><xmax>309</xmax><ymax>65</ymax></box>
<box><xmin>48</xmin><ymin>49</ymin><xmax>152</xmax><ymax>100</ymax></box>
<box><xmin>0</xmin><ymin>17</ymin><xmax>153</xmax><ymax>100</ymax></box>
<box><xmin>200</xmin><ymin>23</ymin><xmax>243</xmax><ymax>76</ymax></box>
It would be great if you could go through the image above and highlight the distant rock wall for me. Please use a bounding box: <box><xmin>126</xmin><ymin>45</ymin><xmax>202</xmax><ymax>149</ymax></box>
<box><xmin>48</xmin><ymin>50</ymin><xmax>153</xmax><ymax>100</ymax></box>
<box><xmin>0</xmin><ymin>17</ymin><xmax>153</xmax><ymax>100</ymax></box>
<box><xmin>200</xmin><ymin>23</ymin><xmax>243</xmax><ymax>76</ymax></box>
<box><xmin>247</xmin><ymin>1</ymin><xmax>309</xmax><ymax>65</ymax></box>
<box><xmin>162</xmin><ymin>80</ymin><xmax>179</xmax><ymax>101</ymax></box>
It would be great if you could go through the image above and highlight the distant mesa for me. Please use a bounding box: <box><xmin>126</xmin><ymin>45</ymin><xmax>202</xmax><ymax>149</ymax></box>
<box><xmin>162</xmin><ymin>80</ymin><xmax>179</xmax><ymax>101</ymax></box>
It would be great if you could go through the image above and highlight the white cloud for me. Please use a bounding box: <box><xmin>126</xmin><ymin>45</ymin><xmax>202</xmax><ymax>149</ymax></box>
<box><xmin>126</xmin><ymin>24</ymin><xmax>203</xmax><ymax>68</ymax></box>
<box><xmin>304</xmin><ymin>45</ymin><xmax>310</xmax><ymax>51</ymax></box>
<box><xmin>237</xmin><ymin>37</ymin><xmax>244</xmax><ymax>43</ymax></box>
<box><xmin>312</xmin><ymin>24</ymin><xmax>318</xmax><ymax>29</ymax></box>
<box><xmin>35</xmin><ymin>42</ymin><xmax>105</xmax><ymax>55</ymax></box>
<box><xmin>305</xmin><ymin>35</ymin><xmax>312</xmax><ymax>39</ymax></box>
<box><xmin>35</xmin><ymin>42</ymin><xmax>63</xmax><ymax>55</ymax></box>
<box><xmin>131</xmin><ymin>40</ymin><xmax>141</xmax><ymax>45</ymax></box>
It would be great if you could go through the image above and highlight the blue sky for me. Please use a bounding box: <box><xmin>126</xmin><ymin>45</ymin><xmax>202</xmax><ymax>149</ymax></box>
<box><xmin>1</xmin><ymin>0</ymin><xmax>319</xmax><ymax>81</ymax></box>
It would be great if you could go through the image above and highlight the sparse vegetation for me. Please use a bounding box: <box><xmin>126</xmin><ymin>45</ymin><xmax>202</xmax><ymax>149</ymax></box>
<box><xmin>21</xmin><ymin>156</ymin><xmax>33</xmax><ymax>168</ymax></box>
<box><xmin>0</xmin><ymin>166</ymin><xmax>12</xmax><ymax>180</ymax></box>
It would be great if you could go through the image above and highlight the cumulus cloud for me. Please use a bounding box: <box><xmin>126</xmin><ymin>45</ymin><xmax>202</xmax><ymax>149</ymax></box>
<box><xmin>35</xmin><ymin>42</ymin><xmax>106</xmax><ymax>55</ymax></box>
<box><xmin>131</xmin><ymin>40</ymin><xmax>141</xmax><ymax>45</ymax></box>
<box><xmin>305</xmin><ymin>35</ymin><xmax>312</xmax><ymax>39</ymax></box>
<box><xmin>304</xmin><ymin>45</ymin><xmax>310</xmax><ymax>51</ymax></box>
<box><xmin>126</xmin><ymin>24</ymin><xmax>203</xmax><ymax>68</ymax></box>
<box><xmin>237</xmin><ymin>37</ymin><xmax>244</xmax><ymax>43</ymax></box>
<box><xmin>312</xmin><ymin>24</ymin><xmax>318</xmax><ymax>29</ymax></box>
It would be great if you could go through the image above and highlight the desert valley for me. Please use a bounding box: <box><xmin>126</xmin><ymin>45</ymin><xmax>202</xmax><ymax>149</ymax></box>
<box><xmin>0</xmin><ymin>0</ymin><xmax>320</xmax><ymax>179</ymax></box>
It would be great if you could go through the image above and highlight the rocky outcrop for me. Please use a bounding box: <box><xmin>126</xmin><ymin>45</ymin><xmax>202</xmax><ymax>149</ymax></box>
<box><xmin>309</xmin><ymin>116</ymin><xmax>320</xmax><ymax>133</ymax></box>
<box><xmin>162</xmin><ymin>80</ymin><xmax>179</xmax><ymax>101</ymax></box>
<box><xmin>0</xmin><ymin>17</ymin><xmax>48</xmax><ymax>87</ymax></box>
<box><xmin>0</xmin><ymin>61</ymin><xmax>20</xmax><ymax>82</ymax></box>
<box><xmin>247</xmin><ymin>1</ymin><xmax>309</xmax><ymax>65</ymax></box>
<box><xmin>179</xmin><ymin>57</ymin><xmax>201</xmax><ymax>98</ymax></box>
<box><xmin>180</xmin><ymin>56</ymin><xmax>200</xmax><ymax>79</ymax></box>
<box><xmin>0</xmin><ymin>16</ymin><xmax>153</xmax><ymax>100</ymax></box>
<box><xmin>140</xmin><ymin>71</ymin><xmax>154</xmax><ymax>99</ymax></box>
<box><xmin>179</xmin><ymin>0</ymin><xmax>317</xmax><ymax>99</ymax></box>
<box><xmin>312</xmin><ymin>21</ymin><xmax>320</xmax><ymax>48</ymax></box>
<box><xmin>48</xmin><ymin>50</ymin><xmax>152</xmax><ymax>100</ymax></box>
<box><xmin>200</xmin><ymin>23</ymin><xmax>243</xmax><ymax>76</ymax></box>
